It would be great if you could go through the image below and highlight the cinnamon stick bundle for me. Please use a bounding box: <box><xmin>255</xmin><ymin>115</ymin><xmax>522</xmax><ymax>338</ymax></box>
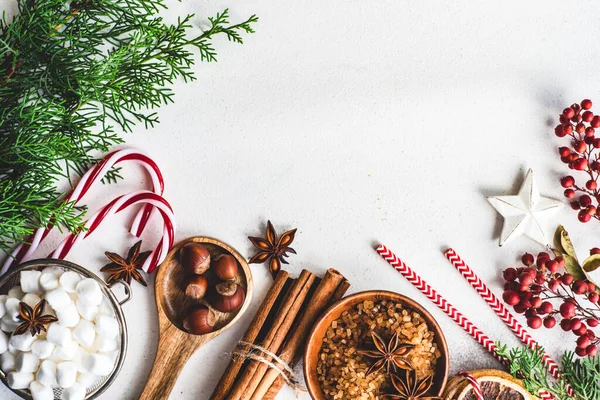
<box><xmin>209</xmin><ymin>269</ymin><xmax>350</xmax><ymax>400</ymax></box>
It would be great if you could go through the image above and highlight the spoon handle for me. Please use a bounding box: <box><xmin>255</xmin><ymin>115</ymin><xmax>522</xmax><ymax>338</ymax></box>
<box><xmin>139</xmin><ymin>324</ymin><xmax>208</xmax><ymax>400</ymax></box>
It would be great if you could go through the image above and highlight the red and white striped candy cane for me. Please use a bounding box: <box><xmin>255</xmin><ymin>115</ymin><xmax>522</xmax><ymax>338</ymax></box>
<box><xmin>3</xmin><ymin>149</ymin><xmax>164</xmax><ymax>272</ymax></box>
<box><xmin>50</xmin><ymin>191</ymin><xmax>175</xmax><ymax>273</ymax></box>
<box><xmin>445</xmin><ymin>248</ymin><xmax>573</xmax><ymax>397</ymax></box>
<box><xmin>375</xmin><ymin>244</ymin><xmax>554</xmax><ymax>400</ymax></box>
<box><xmin>457</xmin><ymin>371</ymin><xmax>484</xmax><ymax>400</ymax></box>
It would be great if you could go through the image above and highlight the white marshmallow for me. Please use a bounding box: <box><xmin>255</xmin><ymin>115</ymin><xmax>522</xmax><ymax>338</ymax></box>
<box><xmin>1</xmin><ymin>314</ymin><xmax>20</xmax><ymax>332</ymax></box>
<box><xmin>36</xmin><ymin>360</ymin><xmax>56</xmax><ymax>387</ymax></box>
<box><xmin>10</xmin><ymin>331</ymin><xmax>37</xmax><ymax>351</ymax></box>
<box><xmin>31</xmin><ymin>339</ymin><xmax>55</xmax><ymax>359</ymax></box>
<box><xmin>60</xmin><ymin>272</ymin><xmax>81</xmax><ymax>293</ymax></box>
<box><xmin>0</xmin><ymin>329</ymin><xmax>8</xmax><ymax>354</ymax></box>
<box><xmin>95</xmin><ymin>315</ymin><xmax>118</xmax><ymax>339</ymax></box>
<box><xmin>72</xmin><ymin>347</ymin><xmax>88</xmax><ymax>373</ymax></box>
<box><xmin>16</xmin><ymin>352</ymin><xmax>40</xmax><ymax>373</ymax></box>
<box><xmin>8</xmin><ymin>342</ymin><xmax>17</xmax><ymax>354</ymax></box>
<box><xmin>20</xmin><ymin>270</ymin><xmax>42</xmax><ymax>293</ymax></box>
<box><xmin>21</xmin><ymin>293</ymin><xmax>42</xmax><ymax>308</ymax></box>
<box><xmin>39</xmin><ymin>272</ymin><xmax>59</xmax><ymax>291</ymax></box>
<box><xmin>45</xmin><ymin>288</ymin><xmax>71</xmax><ymax>310</ymax></box>
<box><xmin>72</xmin><ymin>319</ymin><xmax>95</xmax><ymax>348</ymax></box>
<box><xmin>5</xmin><ymin>298</ymin><xmax>21</xmax><ymax>321</ymax></box>
<box><xmin>93</xmin><ymin>335</ymin><xmax>117</xmax><ymax>353</ymax></box>
<box><xmin>97</xmin><ymin>297</ymin><xmax>114</xmax><ymax>317</ymax></box>
<box><xmin>7</xmin><ymin>371</ymin><xmax>34</xmax><ymax>389</ymax></box>
<box><xmin>0</xmin><ymin>294</ymin><xmax>8</xmax><ymax>318</ymax></box>
<box><xmin>63</xmin><ymin>382</ymin><xmax>86</xmax><ymax>400</ymax></box>
<box><xmin>1</xmin><ymin>351</ymin><xmax>16</xmax><ymax>372</ymax></box>
<box><xmin>83</xmin><ymin>353</ymin><xmax>113</xmax><ymax>376</ymax></box>
<box><xmin>30</xmin><ymin>380</ymin><xmax>54</xmax><ymax>400</ymax></box>
<box><xmin>76</xmin><ymin>279</ymin><xmax>102</xmax><ymax>306</ymax></box>
<box><xmin>101</xmin><ymin>350</ymin><xmax>118</xmax><ymax>364</ymax></box>
<box><xmin>8</xmin><ymin>286</ymin><xmax>24</xmax><ymax>299</ymax></box>
<box><xmin>56</xmin><ymin>361</ymin><xmax>77</xmax><ymax>388</ymax></box>
<box><xmin>51</xmin><ymin>339</ymin><xmax>77</xmax><ymax>361</ymax></box>
<box><xmin>56</xmin><ymin>302</ymin><xmax>80</xmax><ymax>327</ymax></box>
<box><xmin>76</xmin><ymin>371</ymin><xmax>98</xmax><ymax>387</ymax></box>
<box><xmin>42</xmin><ymin>266</ymin><xmax>63</xmax><ymax>276</ymax></box>
<box><xmin>76</xmin><ymin>300</ymin><xmax>98</xmax><ymax>321</ymax></box>
<box><xmin>46</xmin><ymin>323</ymin><xmax>71</xmax><ymax>347</ymax></box>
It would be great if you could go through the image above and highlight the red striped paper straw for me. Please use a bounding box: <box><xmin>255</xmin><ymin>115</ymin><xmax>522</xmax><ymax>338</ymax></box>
<box><xmin>445</xmin><ymin>248</ymin><xmax>573</xmax><ymax>397</ymax></box>
<box><xmin>375</xmin><ymin>244</ymin><xmax>554</xmax><ymax>400</ymax></box>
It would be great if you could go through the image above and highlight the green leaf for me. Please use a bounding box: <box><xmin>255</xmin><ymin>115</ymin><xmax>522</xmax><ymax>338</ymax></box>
<box><xmin>553</xmin><ymin>225</ymin><xmax>566</xmax><ymax>254</ymax></box>
<box><xmin>582</xmin><ymin>254</ymin><xmax>600</xmax><ymax>273</ymax></box>
<box><xmin>563</xmin><ymin>254</ymin><xmax>586</xmax><ymax>282</ymax></box>
<box><xmin>558</xmin><ymin>226</ymin><xmax>578</xmax><ymax>261</ymax></box>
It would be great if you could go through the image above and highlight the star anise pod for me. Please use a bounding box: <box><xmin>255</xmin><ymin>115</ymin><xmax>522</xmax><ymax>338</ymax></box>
<box><xmin>101</xmin><ymin>240</ymin><xmax>150</xmax><ymax>287</ymax></box>
<box><xmin>383</xmin><ymin>369</ymin><xmax>442</xmax><ymax>400</ymax></box>
<box><xmin>357</xmin><ymin>331</ymin><xmax>415</xmax><ymax>376</ymax></box>
<box><xmin>248</xmin><ymin>220</ymin><xmax>297</xmax><ymax>278</ymax></box>
<box><xmin>14</xmin><ymin>299</ymin><xmax>58</xmax><ymax>336</ymax></box>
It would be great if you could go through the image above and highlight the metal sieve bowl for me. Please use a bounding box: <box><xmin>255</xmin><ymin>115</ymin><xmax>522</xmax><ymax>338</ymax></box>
<box><xmin>0</xmin><ymin>259</ymin><xmax>130</xmax><ymax>400</ymax></box>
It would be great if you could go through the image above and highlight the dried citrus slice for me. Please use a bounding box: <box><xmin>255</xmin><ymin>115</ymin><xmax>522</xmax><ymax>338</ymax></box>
<box><xmin>443</xmin><ymin>369</ymin><xmax>535</xmax><ymax>400</ymax></box>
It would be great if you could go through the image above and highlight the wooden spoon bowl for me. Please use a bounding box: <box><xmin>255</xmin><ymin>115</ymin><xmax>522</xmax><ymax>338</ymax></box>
<box><xmin>304</xmin><ymin>290</ymin><xmax>449</xmax><ymax>399</ymax></box>
<box><xmin>140</xmin><ymin>237</ymin><xmax>253</xmax><ymax>400</ymax></box>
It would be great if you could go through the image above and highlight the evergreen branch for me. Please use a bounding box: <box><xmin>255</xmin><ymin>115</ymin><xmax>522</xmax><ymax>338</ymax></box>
<box><xmin>0</xmin><ymin>0</ymin><xmax>257</xmax><ymax>255</ymax></box>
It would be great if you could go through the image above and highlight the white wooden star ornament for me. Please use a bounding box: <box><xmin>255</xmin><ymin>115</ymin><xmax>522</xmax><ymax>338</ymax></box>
<box><xmin>488</xmin><ymin>169</ymin><xmax>563</xmax><ymax>246</ymax></box>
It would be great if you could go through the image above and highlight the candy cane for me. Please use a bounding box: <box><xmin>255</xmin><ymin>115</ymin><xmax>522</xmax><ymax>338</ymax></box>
<box><xmin>457</xmin><ymin>371</ymin><xmax>484</xmax><ymax>400</ymax></box>
<box><xmin>375</xmin><ymin>244</ymin><xmax>554</xmax><ymax>400</ymax></box>
<box><xmin>3</xmin><ymin>149</ymin><xmax>164</xmax><ymax>271</ymax></box>
<box><xmin>50</xmin><ymin>191</ymin><xmax>175</xmax><ymax>273</ymax></box>
<box><xmin>445</xmin><ymin>248</ymin><xmax>574</xmax><ymax>397</ymax></box>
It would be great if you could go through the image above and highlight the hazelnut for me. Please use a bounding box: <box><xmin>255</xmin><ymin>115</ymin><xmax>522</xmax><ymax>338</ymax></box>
<box><xmin>185</xmin><ymin>275</ymin><xmax>208</xmax><ymax>299</ymax></box>
<box><xmin>180</xmin><ymin>243</ymin><xmax>210</xmax><ymax>275</ymax></box>
<box><xmin>183</xmin><ymin>306</ymin><xmax>216</xmax><ymax>335</ymax></box>
<box><xmin>212</xmin><ymin>282</ymin><xmax>245</xmax><ymax>313</ymax></box>
<box><xmin>212</xmin><ymin>254</ymin><xmax>239</xmax><ymax>281</ymax></box>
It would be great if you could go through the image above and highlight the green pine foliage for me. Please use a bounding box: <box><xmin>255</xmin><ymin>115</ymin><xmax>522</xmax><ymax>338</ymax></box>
<box><xmin>0</xmin><ymin>0</ymin><xmax>257</xmax><ymax>254</ymax></box>
<box><xmin>496</xmin><ymin>343</ymin><xmax>600</xmax><ymax>400</ymax></box>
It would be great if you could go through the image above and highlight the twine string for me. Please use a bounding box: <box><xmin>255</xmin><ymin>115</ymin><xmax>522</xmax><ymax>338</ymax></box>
<box><xmin>231</xmin><ymin>340</ymin><xmax>307</xmax><ymax>396</ymax></box>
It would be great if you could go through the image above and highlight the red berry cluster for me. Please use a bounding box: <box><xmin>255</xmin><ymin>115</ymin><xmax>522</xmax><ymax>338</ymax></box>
<box><xmin>556</xmin><ymin>99</ymin><xmax>600</xmax><ymax>223</ymax></box>
<box><xmin>502</xmin><ymin>250</ymin><xmax>600</xmax><ymax>357</ymax></box>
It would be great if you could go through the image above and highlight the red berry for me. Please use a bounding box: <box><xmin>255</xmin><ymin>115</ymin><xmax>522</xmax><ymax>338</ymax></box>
<box><xmin>556</xmin><ymin>125</ymin><xmax>566</xmax><ymax>137</ymax></box>
<box><xmin>546</xmin><ymin>260</ymin><xmax>560</xmax><ymax>273</ymax></box>
<box><xmin>502</xmin><ymin>290</ymin><xmax>520</xmax><ymax>306</ymax></box>
<box><xmin>583</xmin><ymin>111</ymin><xmax>594</xmax><ymax>122</ymax></box>
<box><xmin>563</xmin><ymin>108</ymin><xmax>576</xmax><ymax>119</ymax></box>
<box><xmin>531</xmin><ymin>297</ymin><xmax>542</xmax><ymax>309</ymax></box>
<box><xmin>561</xmin><ymin>176</ymin><xmax>575</xmax><ymax>188</ymax></box>
<box><xmin>518</xmin><ymin>284</ymin><xmax>530</xmax><ymax>292</ymax></box>
<box><xmin>588</xmin><ymin>282</ymin><xmax>596</xmax><ymax>292</ymax></box>
<box><xmin>571</xmin><ymin>200</ymin><xmax>581</xmax><ymax>210</ymax></box>
<box><xmin>559</xmin><ymin>147</ymin><xmax>571</xmax><ymax>157</ymax></box>
<box><xmin>564</xmin><ymin>189</ymin><xmax>575</xmax><ymax>198</ymax></box>
<box><xmin>535</xmin><ymin>273</ymin><xmax>545</xmax><ymax>284</ymax></box>
<box><xmin>589</xmin><ymin>292</ymin><xmax>599</xmax><ymax>303</ymax></box>
<box><xmin>580</xmin><ymin>195</ymin><xmax>592</xmax><ymax>207</ymax></box>
<box><xmin>573</xmin><ymin>280</ymin><xmax>589</xmax><ymax>294</ymax></box>
<box><xmin>577</xmin><ymin>123</ymin><xmax>586</xmax><ymax>134</ymax></box>
<box><xmin>527</xmin><ymin>316</ymin><xmax>542</xmax><ymax>329</ymax></box>
<box><xmin>503</xmin><ymin>267</ymin><xmax>518</xmax><ymax>281</ymax></box>
<box><xmin>579</xmin><ymin>210</ymin><xmax>592</xmax><ymax>223</ymax></box>
<box><xmin>588</xmin><ymin>345</ymin><xmax>598</xmax><ymax>356</ymax></box>
<box><xmin>591</xmin><ymin>248</ymin><xmax>600</xmax><ymax>255</ymax></box>
<box><xmin>574</xmin><ymin>158</ymin><xmax>589</xmax><ymax>171</ymax></box>
<box><xmin>564</xmin><ymin>124</ymin><xmax>574</xmax><ymax>134</ymax></box>
<box><xmin>587</xmin><ymin>319</ymin><xmax>599</xmax><ymax>327</ymax></box>
<box><xmin>588</xmin><ymin>206</ymin><xmax>597</xmax><ymax>215</ymax></box>
<box><xmin>560</xmin><ymin>302</ymin><xmax>576</xmax><ymax>318</ymax></box>
<box><xmin>562</xmin><ymin>274</ymin><xmax>574</xmax><ymax>285</ymax></box>
<box><xmin>577</xmin><ymin>336</ymin><xmax>591</xmax><ymax>348</ymax></box>
<box><xmin>575</xmin><ymin>141</ymin><xmax>587</xmax><ymax>153</ymax></box>
<box><xmin>548</xmin><ymin>278</ymin><xmax>560</xmax><ymax>291</ymax></box>
<box><xmin>525</xmin><ymin>308</ymin><xmax>538</xmax><ymax>319</ymax></box>
<box><xmin>519</xmin><ymin>273</ymin><xmax>534</xmax><ymax>285</ymax></box>
<box><xmin>561</xmin><ymin>319</ymin><xmax>573</xmax><ymax>331</ymax></box>
<box><xmin>556</xmin><ymin>256</ymin><xmax>566</xmax><ymax>267</ymax></box>
<box><xmin>576</xmin><ymin>347</ymin><xmax>588</xmax><ymax>357</ymax></box>
<box><xmin>521</xmin><ymin>253</ymin><xmax>534</xmax><ymax>267</ymax></box>
<box><xmin>582</xmin><ymin>99</ymin><xmax>593</xmax><ymax>110</ymax></box>
<box><xmin>543</xmin><ymin>316</ymin><xmax>556</xmax><ymax>328</ymax></box>
<box><xmin>574</xmin><ymin>325</ymin><xmax>588</xmax><ymax>336</ymax></box>
<box><xmin>592</xmin><ymin>116</ymin><xmax>600</xmax><ymax>128</ymax></box>
<box><xmin>586</xmin><ymin>127</ymin><xmax>596</xmax><ymax>137</ymax></box>
<box><xmin>588</xmin><ymin>180</ymin><xmax>598</xmax><ymax>191</ymax></box>
<box><xmin>539</xmin><ymin>301</ymin><xmax>553</xmax><ymax>314</ymax></box>
<box><xmin>513</xmin><ymin>304</ymin><xmax>527</xmax><ymax>314</ymax></box>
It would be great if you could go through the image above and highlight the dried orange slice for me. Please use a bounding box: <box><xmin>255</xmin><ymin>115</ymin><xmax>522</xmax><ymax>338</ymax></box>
<box><xmin>443</xmin><ymin>369</ymin><xmax>536</xmax><ymax>400</ymax></box>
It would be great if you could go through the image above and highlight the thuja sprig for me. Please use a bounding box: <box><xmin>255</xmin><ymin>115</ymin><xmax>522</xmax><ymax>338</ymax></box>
<box><xmin>0</xmin><ymin>1</ymin><xmax>257</xmax><ymax>254</ymax></box>
<box><xmin>496</xmin><ymin>343</ymin><xmax>600</xmax><ymax>400</ymax></box>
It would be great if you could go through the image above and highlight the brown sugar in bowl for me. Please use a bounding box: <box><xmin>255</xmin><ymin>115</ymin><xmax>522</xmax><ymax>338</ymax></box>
<box><xmin>304</xmin><ymin>290</ymin><xmax>449</xmax><ymax>399</ymax></box>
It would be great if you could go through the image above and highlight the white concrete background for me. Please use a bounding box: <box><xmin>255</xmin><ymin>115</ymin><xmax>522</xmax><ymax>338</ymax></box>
<box><xmin>2</xmin><ymin>0</ymin><xmax>600</xmax><ymax>398</ymax></box>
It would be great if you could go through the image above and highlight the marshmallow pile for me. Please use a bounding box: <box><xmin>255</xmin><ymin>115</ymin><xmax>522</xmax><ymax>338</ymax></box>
<box><xmin>0</xmin><ymin>268</ymin><xmax>119</xmax><ymax>400</ymax></box>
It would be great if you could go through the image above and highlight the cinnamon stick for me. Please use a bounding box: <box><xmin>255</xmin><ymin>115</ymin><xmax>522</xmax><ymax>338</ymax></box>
<box><xmin>251</xmin><ymin>268</ymin><xmax>346</xmax><ymax>400</ymax></box>
<box><xmin>209</xmin><ymin>271</ymin><xmax>290</xmax><ymax>400</ymax></box>
<box><xmin>228</xmin><ymin>269</ymin><xmax>316</xmax><ymax>400</ymax></box>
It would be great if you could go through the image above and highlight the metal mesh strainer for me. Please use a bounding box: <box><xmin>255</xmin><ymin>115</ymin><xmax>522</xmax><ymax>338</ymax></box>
<box><xmin>0</xmin><ymin>259</ymin><xmax>130</xmax><ymax>400</ymax></box>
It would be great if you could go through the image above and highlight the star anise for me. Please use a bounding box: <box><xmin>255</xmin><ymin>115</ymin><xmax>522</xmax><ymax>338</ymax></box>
<box><xmin>383</xmin><ymin>369</ymin><xmax>442</xmax><ymax>400</ymax></box>
<box><xmin>101</xmin><ymin>240</ymin><xmax>150</xmax><ymax>287</ymax></box>
<box><xmin>248</xmin><ymin>220</ymin><xmax>297</xmax><ymax>278</ymax></box>
<box><xmin>14</xmin><ymin>299</ymin><xmax>58</xmax><ymax>336</ymax></box>
<box><xmin>357</xmin><ymin>331</ymin><xmax>415</xmax><ymax>376</ymax></box>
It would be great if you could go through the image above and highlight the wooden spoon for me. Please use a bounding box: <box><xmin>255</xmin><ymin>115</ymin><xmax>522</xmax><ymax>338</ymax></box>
<box><xmin>140</xmin><ymin>237</ymin><xmax>253</xmax><ymax>400</ymax></box>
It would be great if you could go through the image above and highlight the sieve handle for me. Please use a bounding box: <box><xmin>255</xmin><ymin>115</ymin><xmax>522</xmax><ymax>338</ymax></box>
<box><xmin>109</xmin><ymin>280</ymin><xmax>132</xmax><ymax>306</ymax></box>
